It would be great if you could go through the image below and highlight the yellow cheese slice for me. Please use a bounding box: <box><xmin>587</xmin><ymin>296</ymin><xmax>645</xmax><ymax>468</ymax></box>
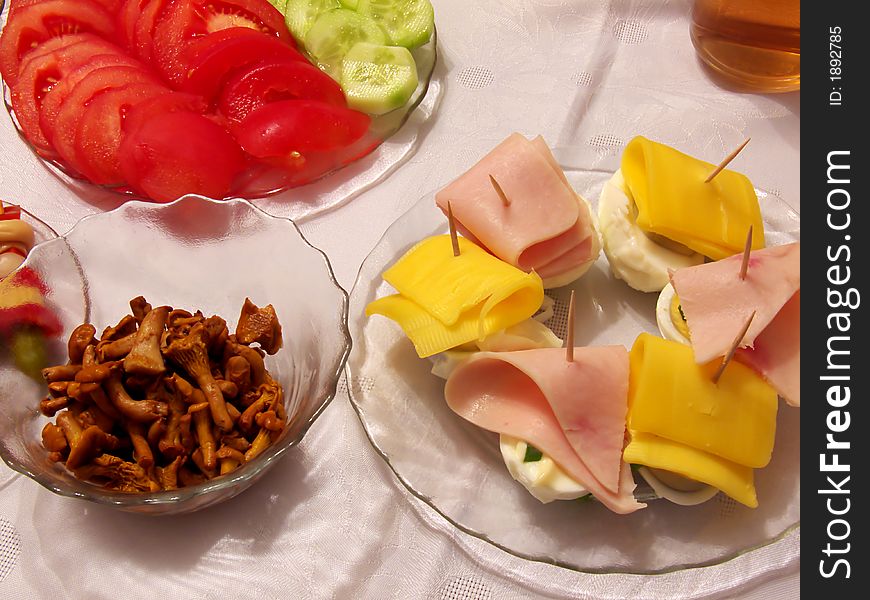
<box><xmin>628</xmin><ymin>332</ymin><xmax>778</xmax><ymax>468</ymax></box>
<box><xmin>621</xmin><ymin>136</ymin><xmax>765</xmax><ymax>260</ymax></box>
<box><xmin>366</xmin><ymin>235</ymin><xmax>544</xmax><ymax>358</ymax></box>
<box><xmin>624</xmin><ymin>431</ymin><xmax>758</xmax><ymax>508</ymax></box>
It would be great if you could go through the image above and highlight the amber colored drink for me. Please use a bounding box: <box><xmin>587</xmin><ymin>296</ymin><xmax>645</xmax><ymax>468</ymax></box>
<box><xmin>691</xmin><ymin>0</ymin><xmax>800</xmax><ymax>92</ymax></box>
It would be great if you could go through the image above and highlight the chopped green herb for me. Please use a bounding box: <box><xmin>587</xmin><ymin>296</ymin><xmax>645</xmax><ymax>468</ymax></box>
<box><xmin>678</xmin><ymin>304</ymin><xmax>686</xmax><ymax>322</ymax></box>
<box><xmin>523</xmin><ymin>444</ymin><xmax>543</xmax><ymax>462</ymax></box>
<box><xmin>576</xmin><ymin>494</ymin><xmax>593</xmax><ymax>503</ymax></box>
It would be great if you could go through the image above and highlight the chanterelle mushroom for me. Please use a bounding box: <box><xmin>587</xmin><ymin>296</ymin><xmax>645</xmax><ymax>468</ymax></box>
<box><xmin>235</xmin><ymin>299</ymin><xmax>283</xmax><ymax>355</ymax></box>
<box><xmin>165</xmin><ymin>322</ymin><xmax>233</xmax><ymax>432</ymax></box>
<box><xmin>124</xmin><ymin>305</ymin><xmax>169</xmax><ymax>376</ymax></box>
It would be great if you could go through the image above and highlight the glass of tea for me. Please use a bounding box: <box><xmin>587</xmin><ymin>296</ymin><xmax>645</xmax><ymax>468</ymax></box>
<box><xmin>691</xmin><ymin>0</ymin><xmax>800</xmax><ymax>93</ymax></box>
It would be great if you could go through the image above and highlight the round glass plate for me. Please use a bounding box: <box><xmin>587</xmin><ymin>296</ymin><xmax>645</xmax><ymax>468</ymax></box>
<box><xmin>1</xmin><ymin>5</ymin><xmax>441</xmax><ymax>221</ymax></box>
<box><xmin>346</xmin><ymin>170</ymin><xmax>800</xmax><ymax>578</ymax></box>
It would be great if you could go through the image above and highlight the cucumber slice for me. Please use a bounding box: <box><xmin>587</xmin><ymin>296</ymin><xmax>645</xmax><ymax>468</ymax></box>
<box><xmin>284</xmin><ymin>0</ymin><xmax>341</xmax><ymax>44</ymax></box>
<box><xmin>356</xmin><ymin>0</ymin><xmax>434</xmax><ymax>49</ymax></box>
<box><xmin>341</xmin><ymin>42</ymin><xmax>418</xmax><ymax>114</ymax></box>
<box><xmin>268</xmin><ymin>0</ymin><xmax>288</xmax><ymax>13</ymax></box>
<box><xmin>305</xmin><ymin>9</ymin><xmax>387</xmax><ymax>77</ymax></box>
<box><xmin>339</xmin><ymin>0</ymin><xmax>359</xmax><ymax>8</ymax></box>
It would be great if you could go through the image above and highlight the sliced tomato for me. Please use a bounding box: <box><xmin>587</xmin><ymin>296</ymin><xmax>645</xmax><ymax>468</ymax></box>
<box><xmin>121</xmin><ymin>91</ymin><xmax>210</xmax><ymax>138</ymax></box>
<box><xmin>195</xmin><ymin>0</ymin><xmax>293</xmax><ymax>43</ymax></box>
<box><xmin>0</xmin><ymin>0</ymin><xmax>117</xmax><ymax>85</ymax></box>
<box><xmin>10</xmin><ymin>36</ymin><xmax>125</xmax><ymax>155</ymax></box>
<box><xmin>51</xmin><ymin>65</ymin><xmax>163</xmax><ymax>172</ymax></box>
<box><xmin>74</xmin><ymin>84</ymin><xmax>168</xmax><ymax>185</ymax></box>
<box><xmin>10</xmin><ymin>0</ymin><xmax>124</xmax><ymax>12</ymax></box>
<box><xmin>132</xmin><ymin>0</ymin><xmax>172</xmax><ymax>64</ymax></box>
<box><xmin>232</xmin><ymin>99</ymin><xmax>370</xmax><ymax>157</ymax></box>
<box><xmin>217</xmin><ymin>59</ymin><xmax>345</xmax><ymax>124</ymax></box>
<box><xmin>39</xmin><ymin>53</ymin><xmax>145</xmax><ymax>148</ymax></box>
<box><xmin>150</xmin><ymin>0</ymin><xmax>209</xmax><ymax>85</ymax></box>
<box><xmin>119</xmin><ymin>110</ymin><xmax>245</xmax><ymax>202</ymax></box>
<box><xmin>179</xmin><ymin>27</ymin><xmax>305</xmax><ymax>101</ymax></box>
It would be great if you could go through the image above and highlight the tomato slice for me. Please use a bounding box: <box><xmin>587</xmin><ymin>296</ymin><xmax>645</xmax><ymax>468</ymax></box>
<box><xmin>10</xmin><ymin>35</ymin><xmax>125</xmax><ymax>155</ymax></box>
<box><xmin>121</xmin><ymin>91</ymin><xmax>210</xmax><ymax>138</ymax></box>
<box><xmin>131</xmin><ymin>0</ymin><xmax>172</xmax><ymax>64</ymax></box>
<box><xmin>39</xmin><ymin>53</ymin><xmax>145</xmax><ymax>147</ymax></box>
<box><xmin>217</xmin><ymin>59</ymin><xmax>345</xmax><ymax>124</ymax></box>
<box><xmin>74</xmin><ymin>83</ymin><xmax>168</xmax><ymax>185</ymax></box>
<box><xmin>51</xmin><ymin>65</ymin><xmax>164</xmax><ymax>172</ymax></box>
<box><xmin>119</xmin><ymin>110</ymin><xmax>245</xmax><ymax>202</ymax></box>
<box><xmin>195</xmin><ymin>0</ymin><xmax>293</xmax><ymax>43</ymax></box>
<box><xmin>179</xmin><ymin>27</ymin><xmax>305</xmax><ymax>101</ymax></box>
<box><xmin>150</xmin><ymin>0</ymin><xmax>209</xmax><ymax>85</ymax></box>
<box><xmin>232</xmin><ymin>99</ymin><xmax>371</xmax><ymax>157</ymax></box>
<box><xmin>0</xmin><ymin>0</ymin><xmax>117</xmax><ymax>85</ymax></box>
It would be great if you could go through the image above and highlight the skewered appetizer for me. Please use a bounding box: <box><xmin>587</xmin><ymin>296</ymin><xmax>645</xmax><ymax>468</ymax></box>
<box><xmin>599</xmin><ymin>136</ymin><xmax>764</xmax><ymax>292</ymax></box>
<box><xmin>0</xmin><ymin>202</ymin><xmax>34</xmax><ymax>278</ymax></box>
<box><xmin>658</xmin><ymin>241</ymin><xmax>800</xmax><ymax>406</ymax></box>
<box><xmin>435</xmin><ymin>133</ymin><xmax>601</xmax><ymax>289</ymax></box>
<box><xmin>0</xmin><ymin>267</ymin><xmax>63</xmax><ymax>380</ymax></box>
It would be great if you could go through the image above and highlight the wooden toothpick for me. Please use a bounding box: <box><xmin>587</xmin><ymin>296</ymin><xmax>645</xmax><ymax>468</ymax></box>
<box><xmin>711</xmin><ymin>310</ymin><xmax>756</xmax><ymax>384</ymax></box>
<box><xmin>705</xmin><ymin>138</ymin><xmax>751</xmax><ymax>183</ymax></box>
<box><xmin>739</xmin><ymin>225</ymin><xmax>753</xmax><ymax>280</ymax></box>
<box><xmin>566</xmin><ymin>290</ymin><xmax>576</xmax><ymax>363</ymax></box>
<box><xmin>489</xmin><ymin>175</ymin><xmax>511</xmax><ymax>207</ymax></box>
<box><xmin>447</xmin><ymin>201</ymin><xmax>460</xmax><ymax>257</ymax></box>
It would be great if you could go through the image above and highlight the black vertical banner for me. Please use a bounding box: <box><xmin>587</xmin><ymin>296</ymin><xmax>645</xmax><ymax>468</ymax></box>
<box><xmin>803</xmin><ymin>2</ymin><xmax>867</xmax><ymax>595</ymax></box>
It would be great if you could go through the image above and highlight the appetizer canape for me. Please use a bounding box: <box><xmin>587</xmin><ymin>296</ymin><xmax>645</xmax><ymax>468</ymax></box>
<box><xmin>599</xmin><ymin>136</ymin><xmax>765</xmax><ymax>292</ymax></box>
<box><xmin>434</xmin><ymin>134</ymin><xmax>601</xmax><ymax>289</ymax></box>
<box><xmin>0</xmin><ymin>202</ymin><xmax>34</xmax><ymax>278</ymax></box>
<box><xmin>660</xmin><ymin>241</ymin><xmax>800</xmax><ymax>406</ymax></box>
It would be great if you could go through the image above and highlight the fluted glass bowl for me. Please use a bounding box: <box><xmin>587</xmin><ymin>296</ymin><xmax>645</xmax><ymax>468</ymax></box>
<box><xmin>346</xmin><ymin>172</ymin><xmax>800</xmax><ymax>583</ymax></box>
<box><xmin>0</xmin><ymin>196</ymin><xmax>350</xmax><ymax>514</ymax></box>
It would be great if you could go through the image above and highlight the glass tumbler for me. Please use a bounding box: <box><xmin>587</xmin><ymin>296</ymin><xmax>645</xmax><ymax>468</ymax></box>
<box><xmin>691</xmin><ymin>0</ymin><xmax>800</xmax><ymax>92</ymax></box>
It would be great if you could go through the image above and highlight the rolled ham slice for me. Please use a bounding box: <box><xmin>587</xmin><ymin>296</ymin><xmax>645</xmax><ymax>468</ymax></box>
<box><xmin>444</xmin><ymin>347</ymin><xmax>645</xmax><ymax>514</ymax></box>
<box><xmin>670</xmin><ymin>242</ymin><xmax>800</xmax><ymax>364</ymax></box>
<box><xmin>435</xmin><ymin>134</ymin><xmax>599</xmax><ymax>288</ymax></box>
<box><xmin>736</xmin><ymin>291</ymin><xmax>800</xmax><ymax>407</ymax></box>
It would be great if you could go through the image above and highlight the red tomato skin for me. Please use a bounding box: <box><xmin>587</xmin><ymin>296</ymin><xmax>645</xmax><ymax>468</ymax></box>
<box><xmin>232</xmin><ymin>99</ymin><xmax>371</xmax><ymax>157</ymax></box>
<box><xmin>217</xmin><ymin>59</ymin><xmax>346</xmax><ymax>124</ymax></box>
<box><xmin>119</xmin><ymin>110</ymin><xmax>245</xmax><ymax>202</ymax></box>
<box><xmin>74</xmin><ymin>83</ymin><xmax>168</xmax><ymax>185</ymax></box>
<box><xmin>0</xmin><ymin>0</ymin><xmax>118</xmax><ymax>85</ymax></box>
<box><xmin>178</xmin><ymin>27</ymin><xmax>305</xmax><ymax>101</ymax></box>
<box><xmin>10</xmin><ymin>36</ymin><xmax>126</xmax><ymax>155</ymax></box>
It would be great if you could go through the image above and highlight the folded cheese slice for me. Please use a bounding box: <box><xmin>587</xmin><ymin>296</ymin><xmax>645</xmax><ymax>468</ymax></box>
<box><xmin>629</xmin><ymin>333</ymin><xmax>778</xmax><ymax>469</ymax></box>
<box><xmin>435</xmin><ymin>133</ymin><xmax>599</xmax><ymax>288</ymax></box>
<box><xmin>445</xmin><ymin>347</ymin><xmax>645</xmax><ymax>513</ymax></box>
<box><xmin>366</xmin><ymin>235</ymin><xmax>544</xmax><ymax>358</ymax></box>
<box><xmin>670</xmin><ymin>242</ymin><xmax>800</xmax><ymax>364</ymax></box>
<box><xmin>624</xmin><ymin>432</ymin><xmax>758</xmax><ymax>507</ymax></box>
<box><xmin>736</xmin><ymin>291</ymin><xmax>800</xmax><ymax>407</ymax></box>
<box><xmin>621</xmin><ymin>136</ymin><xmax>764</xmax><ymax>260</ymax></box>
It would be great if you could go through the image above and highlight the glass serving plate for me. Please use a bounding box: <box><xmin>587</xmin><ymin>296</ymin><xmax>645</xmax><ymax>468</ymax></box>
<box><xmin>0</xmin><ymin>5</ymin><xmax>441</xmax><ymax>221</ymax></box>
<box><xmin>346</xmin><ymin>171</ymin><xmax>800</xmax><ymax>577</ymax></box>
<box><xmin>0</xmin><ymin>196</ymin><xmax>351</xmax><ymax>514</ymax></box>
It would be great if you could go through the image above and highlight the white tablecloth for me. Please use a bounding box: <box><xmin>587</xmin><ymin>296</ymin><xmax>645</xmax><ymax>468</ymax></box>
<box><xmin>1</xmin><ymin>1</ymin><xmax>799</xmax><ymax>597</ymax></box>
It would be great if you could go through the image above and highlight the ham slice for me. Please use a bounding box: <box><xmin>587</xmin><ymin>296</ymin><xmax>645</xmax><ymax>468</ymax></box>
<box><xmin>670</xmin><ymin>242</ymin><xmax>800</xmax><ymax>364</ymax></box>
<box><xmin>444</xmin><ymin>347</ymin><xmax>645</xmax><ymax>514</ymax></box>
<box><xmin>736</xmin><ymin>291</ymin><xmax>800</xmax><ymax>407</ymax></box>
<box><xmin>435</xmin><ymin>134</ymin><xmax>599</xmax><ymax>288</ymax></box>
